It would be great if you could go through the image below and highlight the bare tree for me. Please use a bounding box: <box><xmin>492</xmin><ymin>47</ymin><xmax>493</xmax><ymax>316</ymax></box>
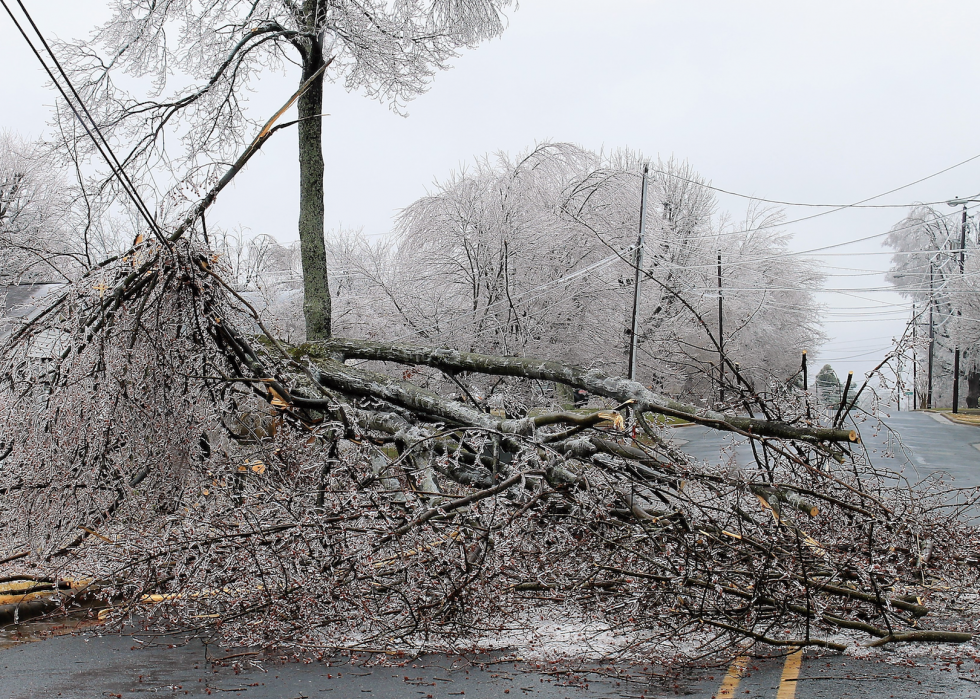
<box><xmin>0</xmin><ymin>134</ymin><xmax>76</xmax><ymax>282</ymax></box>
<box><xmin>212</xmin><ymin>224</ymin><xmax>391</xmax><ymax>343</ymax></box>
<box><xmin>58</xmin><ymin>0</ymin><xmax>514</xmax><ymax>340</ymax></box>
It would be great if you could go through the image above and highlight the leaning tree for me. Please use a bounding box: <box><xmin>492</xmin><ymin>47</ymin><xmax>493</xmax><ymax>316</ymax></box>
<box><xmin>0</xmin><ymin>97</ymin><xmax>977</xmax><ymax>662</ymax></box>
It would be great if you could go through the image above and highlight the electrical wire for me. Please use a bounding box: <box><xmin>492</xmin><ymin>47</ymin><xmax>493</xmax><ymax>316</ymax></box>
<box><xmin>0</xmin><ymin>0</ymin><xmax>165</xmax><ymax>244</ymax></box>
<box><xmin>647</xmin><ymin>153</ymin><xmax>980</xmax><ymax>209</ymax></box>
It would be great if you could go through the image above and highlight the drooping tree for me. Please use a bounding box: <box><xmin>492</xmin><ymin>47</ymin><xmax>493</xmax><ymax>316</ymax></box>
<box><xmin>58</xmin><ymin>0</ymin><xmax>514</xmax><ymax>340</ymax></box>
<box><xmin>884</xmin><ymin>205</ymin><xmax>968</xmax><ymax>407</ymax></box>
<box><xmin>381</xmin><ymin>143</ymin><xmax>825</xmax><ymax>404</ymax></box>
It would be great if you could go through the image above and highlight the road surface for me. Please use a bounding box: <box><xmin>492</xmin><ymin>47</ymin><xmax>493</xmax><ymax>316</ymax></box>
<box><xmin>2</xmin><ymin>632</ymin><xmax>978</xmax><ymax>698</ymax></box>
<box><xmin>675</xmin><ymin>410</ymin><xmax>980</xmax><ymax>491</ymax></box>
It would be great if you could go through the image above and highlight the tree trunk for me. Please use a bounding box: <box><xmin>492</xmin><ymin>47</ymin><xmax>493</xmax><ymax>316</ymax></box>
<box><xmin>307</xmin><ymin>337</ymin><xmax>860</xmax><ymax>444</ymax></box>
<box><xmin>967</xmin><ymin>367</ymin><xmax>980</xmax><ymax>409</ymax></box>
<box><xmin>297</xmin><ymin>4</ymin><xmax>332</xmax><ymax>340</ymax></box>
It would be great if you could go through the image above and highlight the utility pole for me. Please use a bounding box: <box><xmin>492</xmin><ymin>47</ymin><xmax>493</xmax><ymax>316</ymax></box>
<box><xmin>912</xmin><ymin>302</ymin><xmax>917</xmax><ymax>410</ymax></box>
<box><xmin>627</xmin><ymin>163</ymin><xmax>649</xmax><ymax>381</ymax></box>
<box><xmin>947</xmin><ymin>195</ymin><xmax>978</xmax><ymax>411</ymax></box>
<box><xmin>896</xmin><ymin>355</ymin><xmax>901</xmax><ymax>411</ymax></box>
<box><xmin>952</xmin><ymin>202</ymin><xmax>966</xmax><ymax>412</ymax></box>
<box><xmin>948</xmin><ymin>199</ymin><xmax>970</xmax><ymax>412</ymax></box>
<box><xmin>928</xmin><ymin>261</ymin><xmax>935</xmax><ymax>410</ymax></box>
<box><xmin>718</xmin><ymin>249</ymin><xmax>724</xmax><ymax>404</ymax></box>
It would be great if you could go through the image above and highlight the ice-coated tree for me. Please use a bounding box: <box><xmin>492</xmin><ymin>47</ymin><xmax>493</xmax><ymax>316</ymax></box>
<box><xmin>814</xmin><ymin>363</ymin><xmax>842</xmax><ymax>408</ymax></box>
<box><xmin>942</xmin><ymin>234</ymin><xmax>980</xmax><ymax>407</ymax></box>
<box><xmin>0</xmin><ymin>131</ymin><xmax>155</xmax><ymax>284</ymax></box>
<box><xmin>884</xmin><ymin>205</ymin><xmax>969</xmax><ymax>407</ymax></box>
<box><xmin>212</xmin><ymin>224</ymin><xmax>394</xmax><ymax>343</ymax></box>
<box><xmin>379</xmin><ymin>143</ymin><xmax>825</xmax><ymax>402</ymax></box>
<box><xmin>0</xmin><ymin>134</ymin><xmax>74</xmax><ymax>283</ymax></box>
<box><xmin>59</xmin><ymin>0</ymin><xmax>514</xmax><ymax>340</ymax></box>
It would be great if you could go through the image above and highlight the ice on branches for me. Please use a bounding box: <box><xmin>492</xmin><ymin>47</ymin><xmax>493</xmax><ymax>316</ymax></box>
<box><xmin>0</xmin><ymin>242</ymin><xmax>976</xmax><ymax>661</ymax></box>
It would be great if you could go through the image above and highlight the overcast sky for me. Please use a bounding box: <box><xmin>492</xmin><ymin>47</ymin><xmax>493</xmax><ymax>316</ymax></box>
<box><xmin>3</xmin><ymin>1</ymin><xmax>980</xmax><ymax>394</ymax></box>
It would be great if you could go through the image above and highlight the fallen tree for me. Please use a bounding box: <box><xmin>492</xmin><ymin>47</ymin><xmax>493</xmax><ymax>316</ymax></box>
<box><xmin>0</xmin><ymin>109</ymin><xmax>976</xmax><ymax>664</ymax></box>
<box><xmin>0</xmin><ymin>234</ymin><xmax>975</xmax><ymax>662</ymax></box>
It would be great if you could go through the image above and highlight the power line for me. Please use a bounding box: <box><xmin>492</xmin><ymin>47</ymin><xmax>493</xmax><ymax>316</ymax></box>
<box><xmin>817</xmin><ymin>345</ymin><xmax>897</xmax><ymax>361</ymax></box>
<box><xmin>0</xmin><ymin>0</ymin><xmax>165</xmax><ymax>244</ymax></box>
<box><xmin>640</xmin><ymin>202</ymin><xmax>980</xmax><ymax>272</ymax></box>
<box><xmin>648</xmin><ymin>152</ymin><xmax>980</xmax><ymax>209</ymax></box>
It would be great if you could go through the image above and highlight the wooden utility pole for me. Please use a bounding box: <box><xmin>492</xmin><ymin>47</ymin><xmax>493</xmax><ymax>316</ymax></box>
<box><xmin>718</xmin><ymin>249</ymin><xmax>724</xmax><ymax>404</ymax></box>
<box><xmin>952</xmin><ymin>203</ymin><xmax>967</xmax><ymax>413</ymax></box>
<box><xmin>912</xmin><ymin>302</ymin><xmax>917</xmax><ymax>410</ymax></box>
<box><xmin>928</xmin><ymin>262</ymin><xmax>935</xmax><ymax>409</ymax></box>
<box><xmin>627</xmin><ymin>164</ymin><xmax>649</xmax><ymax>381</ymax></box>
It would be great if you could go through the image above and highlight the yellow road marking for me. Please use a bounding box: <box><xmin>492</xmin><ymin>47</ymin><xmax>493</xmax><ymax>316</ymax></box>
<box><xmin>717</xmin><ymin>655</ymin><xmax>749</xmax><ymax>697</ymax></box>
<box><xmin>776</xmin><ymin>648</ymin><xmax>803</xmax><ymax>699</ymax></box>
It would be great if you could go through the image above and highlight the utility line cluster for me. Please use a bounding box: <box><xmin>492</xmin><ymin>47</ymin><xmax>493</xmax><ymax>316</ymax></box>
<box><xmin>0</xmin><ymin>0</ymin><xmax>165</xmax><ymax>245</ymax></box>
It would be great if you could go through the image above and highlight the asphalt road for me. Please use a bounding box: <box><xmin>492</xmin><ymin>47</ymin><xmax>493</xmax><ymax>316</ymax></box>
<box><xmin>2</xmin><ymin>632</ymin><xmax>979</xmax><ymax>699</ymax></box>
<box><xmin>0</xmin><ymin>632</ymin><xmax>622</xmax><ymax>699</ymax></box>
<box><xmin>674</xmin><ymin>410</ymin><xmax>980</xmax><ymax>491</ymax></box>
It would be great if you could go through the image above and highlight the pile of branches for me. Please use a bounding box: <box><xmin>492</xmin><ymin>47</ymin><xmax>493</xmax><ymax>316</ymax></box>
<box><xmin>0</xmin><ymin>234</ymin><xmax>976</xmax><ymax>662</ymax></box>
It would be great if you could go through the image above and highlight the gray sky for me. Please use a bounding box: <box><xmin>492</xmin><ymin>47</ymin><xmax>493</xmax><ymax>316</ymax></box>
<box><xmin>3</xmin><ymin>0</ymin><xmax>980</xmax><ymax>390</ymax></box>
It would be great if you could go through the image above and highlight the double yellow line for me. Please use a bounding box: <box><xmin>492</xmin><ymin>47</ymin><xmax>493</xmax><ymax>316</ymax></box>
<box><xmin>717</xmin><ymin>655</ymin><xmax>749</xmax><ymax>697</ymax></box>
<box><xmin>717</xmin><ymin>649</ymin><xmax>803</xmax><ymax>698</ymax></box>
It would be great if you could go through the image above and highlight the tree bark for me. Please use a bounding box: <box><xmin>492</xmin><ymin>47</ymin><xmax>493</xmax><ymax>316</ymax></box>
<box><xmin>297</xmin><ymin>1</ymin><xmax>332</xmax><ymax>340</ymax></box>
<box><xmin>310</xmin><ymin>338</ymin><xmax>859</xmax><ymax>444</ymax></box>
<box><xmin>967</xmin><ymin>367</ymin><xmax>979</xmax><ymax>409</ymax></box>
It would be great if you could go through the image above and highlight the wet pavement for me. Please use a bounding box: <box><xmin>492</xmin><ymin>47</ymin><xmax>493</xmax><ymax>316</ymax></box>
<box><xmin>675</xmin><ymin>410</ymin><xmax>980</xmax><ymax>492</ymax></box>
<box><xmin>2</xmin><ymin>632</ymin><xmax>979</xmax><ymax>698</ymax></box>
<box><xmin>0</xmin><ymin>631</ymin><xmax>623</xmax><ymax>699</ymax></box>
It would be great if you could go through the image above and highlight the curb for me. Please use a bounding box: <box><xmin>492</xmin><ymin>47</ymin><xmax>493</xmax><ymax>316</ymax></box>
<box><xmin>940</xmin><ymin>413</ymin><xmax>980</xmax><ymax>427</ymax></box>
<box><xmin>922</xmin><ymin>410</ymin><xmax>980</xmax><ymax>427</ymax></box>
